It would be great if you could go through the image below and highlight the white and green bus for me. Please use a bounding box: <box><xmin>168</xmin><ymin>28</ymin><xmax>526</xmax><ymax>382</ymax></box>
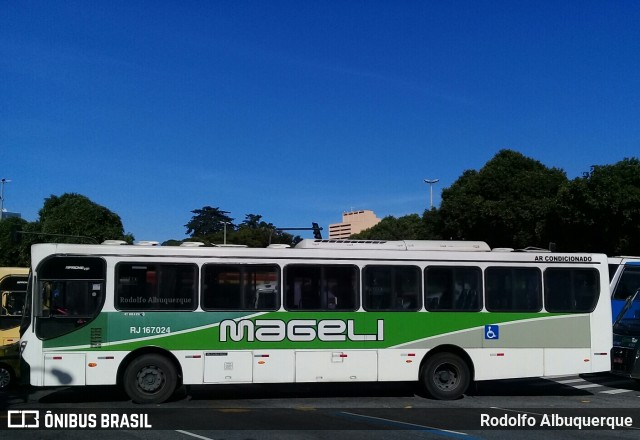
<box><xmin>19</xmin><ymin>239</ymin><xmax>612</xmax><ymax>403</ymax></box>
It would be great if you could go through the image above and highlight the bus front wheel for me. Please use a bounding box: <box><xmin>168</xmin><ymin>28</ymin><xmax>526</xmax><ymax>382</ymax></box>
<box><xmin>0</xmin><ymin>364</ymin><xmax>15</xmax><ymax>390</ymax></box>
<box><xmin>421</xmin><ymin>352</ymin><xmax>470</xmax><ymax>400</ymax></box>
<box><xmin>123</xmin><ymin>354</ymin><xmax>178</xmax><ymax>404</ymax></box>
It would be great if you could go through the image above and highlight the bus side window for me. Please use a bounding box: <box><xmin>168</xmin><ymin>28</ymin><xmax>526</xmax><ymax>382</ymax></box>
<box><xmin>545</xmin><ymin>268</ymin><xmax>599</xmax><ymax>313</ymax></box>
<box><xmin>426</xmin><ymin>266</ymin><xmax>481</xmax><ymax>312</ymax></box>
<box><xmin>202</xmin><ymin>264</ymin><xmax>279</xmax><ymax>311</ymax></box>
<box><xmin>284</xmin><ymin>265</ymin><xmax>357</xmax><ymax>312</ymax></box>
<box><xmin>486</xmin><ymin>267</ymin><xmax>540</xmax><ymax>312</ymax></box>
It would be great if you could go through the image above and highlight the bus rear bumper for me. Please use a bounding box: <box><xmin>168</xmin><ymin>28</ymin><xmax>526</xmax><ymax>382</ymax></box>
<box><xmin>611</xmin><ymin>346</ymin><xmax>640</xmax><ymax>379</ymax></box>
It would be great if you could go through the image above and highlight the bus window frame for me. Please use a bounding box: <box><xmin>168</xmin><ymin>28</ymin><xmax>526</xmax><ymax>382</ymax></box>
<box><xmin>34</xmin><ymin>256</ymin><xmax>107</xmax><ymax>340</ymax></box>
<box><xmin>201</xmin><ymin>263</ymin><xmax>281</xmax><ymax>312</ymax></box>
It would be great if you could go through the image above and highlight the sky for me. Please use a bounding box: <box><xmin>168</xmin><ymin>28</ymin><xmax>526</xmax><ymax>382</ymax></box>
<box><xmin>1</xmin><ymin>1</ymin><xmax>639</xmax><ymax>243</ymax></box>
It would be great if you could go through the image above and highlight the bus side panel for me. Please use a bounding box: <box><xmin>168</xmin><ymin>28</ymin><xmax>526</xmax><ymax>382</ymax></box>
<box><xmin>377</xmin><ymin>348</ymin><xmax>423</xmax><ymax>381</ymax></box>
<box><xmin>543</xmin><ymin>348</ymin><xmax>592</xmax><ymax>376</ymax></box>
<box><xmin>252</xmin><ymin>350</ymin><xmax>295</xmax><ymax>383</ymax></box>
<box><xmin>295</xmin><ymin>350</ymin><xmax>377</xmax><ymax>382</ymax></box>
<box><xmin>470</xmin><ymin>348</ymin><xmax>543</xmax><ymax>381</ymax></box>
<box><xmin>85</xmin><ymin>352</ymin><xmax>124</xmax><ymax>385</ymax></box>
<box><xmin>204</xmin><ymin>351</ymin><xmax>253</xmax><ymax>383</ymax></box>
<box><xmin>43</xmin><ymin>352</ymin><xmax>86</xmax><ymax>385</ymax></box>
<box><xmin>179</xmin><ymin>350</ymin><xmax>205</xmax><ymax>385</ymax></box>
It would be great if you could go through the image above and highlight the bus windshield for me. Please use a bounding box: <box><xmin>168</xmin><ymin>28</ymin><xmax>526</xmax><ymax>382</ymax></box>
<box><xmin>613</xmin><ymin>289</ymin><xmax>640</xmax><ymax>335</ymax></box>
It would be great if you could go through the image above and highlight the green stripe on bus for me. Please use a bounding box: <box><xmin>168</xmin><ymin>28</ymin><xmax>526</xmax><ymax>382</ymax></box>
<box><xmin>42</xmin><ymin>311</ymin><xmax>575</xmax><ymax>351</ymax></box>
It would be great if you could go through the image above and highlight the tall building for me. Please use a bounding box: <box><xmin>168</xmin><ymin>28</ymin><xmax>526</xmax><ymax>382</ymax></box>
<box><xmin>328</xmin><ymin>210</ymin><xmax>381</xmax><ymax>240</ymax></box>
<box><xmin>0</xmin><ymin>211</ymin><xmax>21</xmax><ymax>220</ymax></box>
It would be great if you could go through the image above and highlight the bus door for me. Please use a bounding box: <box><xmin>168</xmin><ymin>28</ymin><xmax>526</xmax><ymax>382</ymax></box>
<box><xmin>33</xmin><ymin>257</ymin><xmax>106</xmax><ymax>386</ymax></box>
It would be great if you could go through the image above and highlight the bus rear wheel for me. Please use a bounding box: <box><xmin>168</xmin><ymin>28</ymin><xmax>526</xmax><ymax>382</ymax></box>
<box><xmin>421</xmin><ymin>352</ymin><xmax>470</xmax><ymax>400</ymax></box>
<box><xmin>123</xmin><ymin>354</ymin><xmax>178</xmax><ymax>404</ymax></box>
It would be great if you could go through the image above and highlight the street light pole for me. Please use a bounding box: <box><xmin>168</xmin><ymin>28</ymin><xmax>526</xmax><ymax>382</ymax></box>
<box><xmin>423</xmin><ymin>178</ymin><xmax>439</xmax><ymax>210</ymax></box>
<box><xmin>220</xmin><ymin>221</ymin><xmax>229</xmax><ymax>245</ymax></box>
<box><xmin>0</xmin><ymin>178</ymin><xmax>11</xmax><ymax>220</ymax></box>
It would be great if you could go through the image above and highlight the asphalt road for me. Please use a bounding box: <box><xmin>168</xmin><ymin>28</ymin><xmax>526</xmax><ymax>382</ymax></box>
<box><xmin>2</xmin><ymin>372</ymin><xmax>640</xmax><ymax>440</ymax></box>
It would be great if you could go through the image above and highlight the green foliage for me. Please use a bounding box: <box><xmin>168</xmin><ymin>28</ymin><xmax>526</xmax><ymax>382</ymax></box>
<box><xmin>0</xmin><ymin>193</ymin><xmax>133</xmax><ymax>266</ymax></box>
<box><xmin>185</xmin><ymin>206</ymin><xmax>234</xmax><ymax>237</ymax></box>
<box><xmin>554</xmin><ymin>158</ymin><xmax>640</xmax><ymax>254</ymax></box>
<box><xmin>351</xmin><ymin>214</ymin><xmax>426</xmax><ymax>240</ymax></box>
<box><xmin>181</xmin><ymin>210</ymin><xmax>299</xmax><ymax>247</ymax></box>
<box><xmin>233</xmin><ymin>214</ymin><xmax>299</xmax><ymax>247</ymax></box>
<box><xmin>438</xmin><ymin>150</ymin><xmax>567</xmax><ymax>248</ymax></box>
<box><xmin>38</xmin><ymin>193</ymin><xmax>130</xmax><ymax>244</ymax></box>
<box><xmin>0</xmin><ymin>217</ymin><xmax>30</xmax><ymax>266</ymax></box>
<box><xmin>350</xmin><ymin>150</ymin><xmax>640</xmax><ymax>255</ymax></box>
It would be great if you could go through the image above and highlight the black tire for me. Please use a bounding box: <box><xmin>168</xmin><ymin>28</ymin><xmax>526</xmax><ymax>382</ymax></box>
<box><xmin>421</xmin><ymin>352</ymin><xmax>470</xmax><ymax>400</ymax></box>
<box><xmin>0</xmin><ymin>364</ymin><xmax>15</xmax><ymax>390</ymax></box>
<box><xmin>123</xmin><ymin>354</ymin><xmax>178</xmax><ymax>404</ymax></box>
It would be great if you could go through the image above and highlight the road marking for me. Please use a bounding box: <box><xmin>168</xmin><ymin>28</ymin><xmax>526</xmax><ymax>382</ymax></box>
<box><xmin>176</xmin><ymin>430</ymin><xmax>215</xmax><ymax>440</ymax></box>
<box><xmin>572</xmin><ymin>383</ymin><xmax>603</xmax><ymax>389</ymax></box>
<box><xmin>490</xmin><ymin>407</ymin><xmax>546</xmax><ymax>416</ymax></box>
<box><xmin>555</xmin><ymin>378</ymin><xmax>586</xmax><ymax>384</ymax></box>
<box><xmin>339</xmin><ymin>411</ymin><xmax>478</xmax><ymax>439</ymax></box>
<box><xmin>600</xmin><ymin>388</ymin><xmax>634</xmax><ymax>394</ymax></box>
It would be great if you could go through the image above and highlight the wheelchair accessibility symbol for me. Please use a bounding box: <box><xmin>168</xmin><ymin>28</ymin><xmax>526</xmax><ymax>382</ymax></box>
<box><xmin>484</xmin><ymin>325</ymin><xmax>499</xmax><ymax>340</ymax></box>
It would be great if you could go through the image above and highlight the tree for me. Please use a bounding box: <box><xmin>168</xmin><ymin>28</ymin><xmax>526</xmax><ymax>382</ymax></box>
<box><xmin>554</xmin><ymin>158</ymin><xmax>640</xmax><ymax>254</ymax></box>
<box><xmin>241</xmin><ymin>214</ymin><xmax>263</xmax><ymax>229</ymax></box>
<box><xmin>0</xmin><ymin>217</ymin><xmax>30</xmax><ymax>266</ymax></box>
<box><xmin>179</xmin><ymin>210</ymin><xmax>299</xmax><ymax>247</ymax></box>
<box><xmin>38</xmin><ymin>193</ymin><xmax>133</xmax><ymax>244</ymax></box>
<box><xmin>438</xmin><ymin>150</ymin><xmax>567</xmax><ymax>248</ymax></box>
<box><xmin>232</xmin><ymin>214</ymin><xmax>299</xmax><ymax>247</ymax></box>
<box><xmin>185</xmin><ymin>206</ymin><xmax>234</xmax><ymax>238</ymax></box>
<box><xmin>0</xmin><ymin>193</ymin><xmax>133</xmax><ymax>266</ymax></box>
<box><xmin>421</xmin><ymin>208</ymin><xmax>443</xmax><ymax>240</ymax></box>
<box><xmin>351</xmin><ymin>214</ymin><xmax>426</xmax><ymax>240</ymax></box>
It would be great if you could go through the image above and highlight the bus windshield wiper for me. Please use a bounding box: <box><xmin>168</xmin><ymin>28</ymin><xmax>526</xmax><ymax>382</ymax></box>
<box><xmin>614</xmin><ymin>289</ymin><xmax>640</xmax><ymax>327</ymax></box>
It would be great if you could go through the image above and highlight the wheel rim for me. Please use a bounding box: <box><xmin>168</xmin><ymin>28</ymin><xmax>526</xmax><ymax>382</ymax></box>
<box><xmin>136</xmin><ymin>365</ymin><xmax>165</xmax><ymax>393</ymax></box>
<box><xmin>432</xmin><ymin>362</ymin><xmax>459</xmax><ymax>391</ymax></box>
<box><xmin>0</xmin><ymin>368</ymin><xmax>10</xmax><ymax>389</ymax></box>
